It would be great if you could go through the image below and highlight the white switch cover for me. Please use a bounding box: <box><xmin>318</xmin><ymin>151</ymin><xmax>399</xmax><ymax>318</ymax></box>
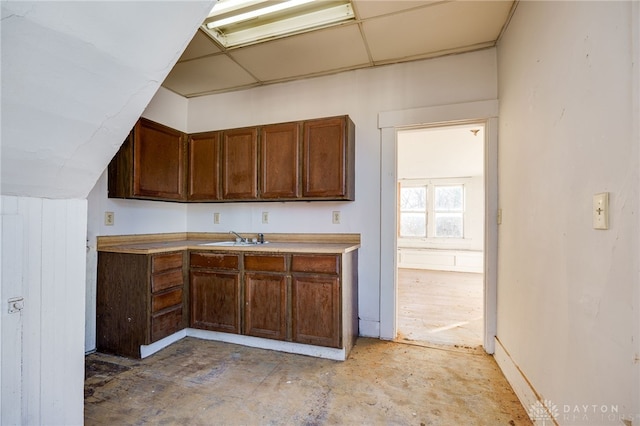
<box><xmin>262</xmin><ymin>212</ymin><xmax>269</xmax><ymax>224</ymax></box>
<box><xmin>593</xmin><ymin>192</ymin><xmax>609</xmax><ymax>230</ymax></box>
<box><xmin>213</xmin><ymin>212</ymin><xmax>220</xmax><ymax>224</ymax></box>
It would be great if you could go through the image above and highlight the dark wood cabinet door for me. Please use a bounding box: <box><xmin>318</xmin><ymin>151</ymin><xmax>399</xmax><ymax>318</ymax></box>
<box><xmin>261</xmin><ymin>122</ymin><xmax>300</xmax><ymax>199</ymax></box>
<box><xmin>292</xmin><ymin>275</ymin><xmax>341</xmax><ymax>348</ymax></box>
<box><xmin>190</xmin><ymin>270</ymin><xmax>241</xmax><ymax>333</ymax></box>
<box><xmin>302</xmin><ymin>116</ymin><xmax>355</xmax><ymax>200</ymax></box>
<box><xmin>244</xmin><ymin>273</ymin><xmax>287</xmax><ymax>340</ymax></box>
<box><xmin>222</xmin><ymin>127</ymin><xmax>258</xmax><ymax>200</ymax></box>
<box><xmin>188</xmin><ymin>132</ymin><xmax>221</xmax><ymax>201</ymax></box>
<box><xmin>133</xmin><ymin>118</ymin><xmax>186</xmax><ymax>200</ymax></box>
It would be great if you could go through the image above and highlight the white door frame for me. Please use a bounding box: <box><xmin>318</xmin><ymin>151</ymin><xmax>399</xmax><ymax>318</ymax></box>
<box><xmin>378</xmin><ymin>100</ymin><xmax>499</xmax><ymax>353</ymax></box>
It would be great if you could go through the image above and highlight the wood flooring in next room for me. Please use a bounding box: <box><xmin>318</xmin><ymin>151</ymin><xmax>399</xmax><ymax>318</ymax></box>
<box><xmin>396</xmin><ymin>268</ymin><xmax>484</xmax><ymax>349</ymax></box>
<box><xmin>85</xmin><ymin>337</ymin><xmax>531</xmax><ymax>425</ymax></box>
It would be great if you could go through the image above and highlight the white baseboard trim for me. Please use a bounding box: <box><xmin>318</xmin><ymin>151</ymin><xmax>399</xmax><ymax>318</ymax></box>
<box><xmin>139</xmin><ymin>327</ymin><xmax>362</xmax><ymax>361</ymax></box>
<box><xmin>493</xmin><ymin>337</ymin><xmax>541</xmax><ymax>424</ymax></box>
<box><xmin>186</xmin><ymin>329</ymin><xmax>347</xmax><ymax>361</ymax></box>
<box><xmin>140</xmin><ymin>329</ymin><xmax>187</xmax><ymax>358</ymax></box>
<box><xmin>139</xmin><ymin>328</ymin><xmax>349</xmax><ymax>361</ymax></box>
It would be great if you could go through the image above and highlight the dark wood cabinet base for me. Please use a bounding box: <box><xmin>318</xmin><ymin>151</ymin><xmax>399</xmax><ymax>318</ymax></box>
<box><xmin>97</xmin><ymin>243</ymin><xmax>358</xmax><ymax>359</ymax></box>
<box><xmin>97</xmin><ymin>251</ymin><xmax>187</xmax><ymax>358</ymax></box>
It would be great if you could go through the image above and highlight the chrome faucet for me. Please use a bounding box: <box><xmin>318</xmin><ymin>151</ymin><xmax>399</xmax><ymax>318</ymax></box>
<box><xmin>229</xmin><ymin>230</ymin><xmax>247</xmax><ymax>243</ymax></box>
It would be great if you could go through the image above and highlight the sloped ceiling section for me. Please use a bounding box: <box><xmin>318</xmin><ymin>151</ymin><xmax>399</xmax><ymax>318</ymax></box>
<box><xmin>1</xmin><ymin>1</ymin><xmax>214</xmax><ymax>199</ymax></box>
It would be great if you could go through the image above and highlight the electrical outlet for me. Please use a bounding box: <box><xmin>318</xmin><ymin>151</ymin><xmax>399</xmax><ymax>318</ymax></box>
<box><xmin>332</xmin><ymin>211</ymin><xmax>341</xmax><ymax>224</ymax></box>
<box><xmin>262</xmin><ymin>211</ymin><xmax>269</xmax><ymax>224</ymax></box>
<box><xmin>213</xmin><ymin>212</ymin><xmax>220</xmax><ymax>224</ymax></box>
<box><xmin>104</xmin><ymin>211</ymin><xmax>114</xmax><ymax>226</ymax></box>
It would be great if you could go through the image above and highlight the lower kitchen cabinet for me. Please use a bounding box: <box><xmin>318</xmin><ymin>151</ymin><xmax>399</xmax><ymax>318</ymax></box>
<box><xmin>97</xmin><ymin>241</ymin><xmax>358</xmax><ymax>358</ymax></box>
<box><xmin>189</xmin><ymin>252</ymin><xmax>241</xmax><ymax>333</ymax></box>
<box><xmin>244</xmin><ymin>254</ymin><xmax>288</xmax><ymax>340</ymax></box>
<box><xmin>291</xmin><ymin>254</ymin><xmax>341</xmax><ymax>348</ymax></box>
<box><xmin>292</xmin><ymin>275</ymin><xmax>340</xmax><ymax>348</ymax></box>
<box><xmin>96</xmin><ymin>251</ymin><xmax>187</xmax><ymax>358</ymax></box>
<box><xmin>188</xmin><ymin>250</ymin><xmax>358</xmax><ymax>352</ymax></box>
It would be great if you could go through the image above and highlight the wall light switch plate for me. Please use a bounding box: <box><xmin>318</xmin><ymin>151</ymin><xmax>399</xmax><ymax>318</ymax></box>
<box><xmin>593</xmin><ymin>192</ymin><xmax>609</xmax><ymax>230</ymax></box>
<box><xmin>213</xmin><ymin>212</ymin><xmax>220</xmax><ymax>224</ymax></box>
<box><xmin>262</xmin><ymin>212</ymin><xmax>269</xmax><ymax>224</ymax></box>
<box><xmin>104</xmin><ymin>211</ymin><xmax>114</xmax><ymax>226</ymax></box>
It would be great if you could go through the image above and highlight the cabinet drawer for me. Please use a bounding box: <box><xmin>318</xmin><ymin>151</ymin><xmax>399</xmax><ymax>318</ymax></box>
<box><xmin>152</xmin><ymin>269</ymin><xmax>184</xmax><ymax>293</ymax></box>
<box><xmin>152</xmin><ymin>252</ymin><xmax>183</xmax><ymax>273</ymax></box>
<box><xmin>291</xmin><ymin>254</ymin><xmax>339</xmax><ymax>275</ymax></box>
<box><xmin>151</xmin><ymin>306</ymin><xmax>182</xmax><ymax>342</ymax></box>
<box><xmin>190</xmin><ymin>252</ymin><xmax>239</xmax><ymax>270</ymax></box>
<box><xmin>244</xmin><ymin>254</ymin><xmax>286</xmax><ymax>272</ymax></box>
<box><xmin>152</xmin><ymin>288</ymin><xmax>183</xmax><ymax>313</ymax></box>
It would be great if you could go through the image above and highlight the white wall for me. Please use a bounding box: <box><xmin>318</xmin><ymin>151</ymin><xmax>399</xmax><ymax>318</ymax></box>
<box><xmin>496</xmin><ymin>1</ymin><xmax>639</xmax><ymax>423</ymax></box>
<box><xmin>86</xmin><ymin>48</ymin><xmax>498</xmax><ymax>344</ymax></box>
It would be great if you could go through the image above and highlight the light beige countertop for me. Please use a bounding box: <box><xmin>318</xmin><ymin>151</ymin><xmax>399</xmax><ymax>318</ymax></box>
<box><xmin>97</xmin><ymin>233</ymin><xmax>360</xmax><ymax>255</ymax></box>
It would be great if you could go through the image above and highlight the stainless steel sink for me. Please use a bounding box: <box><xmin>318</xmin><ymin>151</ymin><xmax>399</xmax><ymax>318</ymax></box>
<box><xmin>199</xmin><ymin>241</ymin><xmax>248</xmax><ymax>246</ymax></box>
<box><xmin>198</xmin><ymin>241</ymin><xmax>268</xmax><ymax>247</ymax></box>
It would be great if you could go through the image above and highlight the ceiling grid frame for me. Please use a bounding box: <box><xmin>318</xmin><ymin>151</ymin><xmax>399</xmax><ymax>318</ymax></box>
<box><xmin>162</xmin><ymin>0</ymin><xmax>517</xmax><ymax>97</ymax></box>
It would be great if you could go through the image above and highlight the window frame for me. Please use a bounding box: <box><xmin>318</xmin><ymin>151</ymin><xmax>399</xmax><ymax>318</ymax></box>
<box><xmin>398</xmin><ymin>183</ymin><xmax>428</xmax><ymax>238</ymax></box>
<box><xmin>433</xmin><ymin>184</ymin><xmax>465</xmax><ymax>238</ymax></box>
<box><xmin>397</xmin><ymin>180</ymin><xmax>466</xmax><ymax>240</ymax></box>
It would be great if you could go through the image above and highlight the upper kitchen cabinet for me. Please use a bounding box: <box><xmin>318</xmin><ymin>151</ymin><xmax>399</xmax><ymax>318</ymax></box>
<box><xmin>108</xmin><ymin>115</ymin><xmax>355</xmax><ymax>202</ymax></box>
<box><xmin>302</xmin><ymin>116</ymin><xmax>355</xmax><ymax>200</ymax></box>
<box><xmin>108</xmin><ymin>118</ymin><xmax>187</xmax><ymax>201</ymax></box>
<box><xmin>260</xmin><ymin>122</ymin><xmax>301</xmax><ymax>199</ymax></box>
<box><xmin>222</xmin><ymin>127</ymin><xmax>258</xmax><ymax>200</ymax></box>
<box><xmin>188</xmin><ymin>131</ymin><xmax>221</xmax><ymax>201</ymax></box>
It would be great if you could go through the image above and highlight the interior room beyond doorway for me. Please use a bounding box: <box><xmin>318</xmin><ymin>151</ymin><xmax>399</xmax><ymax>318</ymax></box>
<box><xmin>396</xmin><ymin>123</ymin><xmax>485</xmax><ymax>348</ymax></box>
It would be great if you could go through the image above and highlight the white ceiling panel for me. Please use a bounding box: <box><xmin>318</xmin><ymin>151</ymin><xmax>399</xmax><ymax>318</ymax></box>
<box><xmin>230</xmin><ymin>24</ymin><xmax>370</xmax><ymax>82</ymax></box>
<box><xmin>178</xmin><ymin>30</ymin><xmax>222</xmax><ymax>61</ymax></box>
<box><xmin>353</xmin><ymin>0</ymin><xmax>442</xmax><ymax>20</ymax></box>
<box><xmin>362</xmin><ymin>1</ymin><xmax>513</xmax><ymax>63</ymax></box>
<box><xmin>163</xmin><ymin>55</ymin><xmax>258</xmax><ymax>96</ymax></box>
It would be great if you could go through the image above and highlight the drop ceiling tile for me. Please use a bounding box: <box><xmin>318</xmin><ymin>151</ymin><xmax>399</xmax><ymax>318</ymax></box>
<box><xmin>229</xmin><ymin>23</ymin><xmax>370</xmax><ymax>82</ymax></box>
<box><xmin>362</xmin><ymin>1</ymin><xmax>513</xmax><ymax>62</ymax></box>
<box><xmin>353</xmin><ymin>0</ymin><xmax>442</xmax><ymax>20</ymax></box>
<box><xmin>178</xmin><ymin>30</ymin><xmax>222</xmax><ymax>61</ymax></box>
<box><xmin>162</xmin><ymin>54</ymin><xmax>257</xmax><ymax>96</ymax></box>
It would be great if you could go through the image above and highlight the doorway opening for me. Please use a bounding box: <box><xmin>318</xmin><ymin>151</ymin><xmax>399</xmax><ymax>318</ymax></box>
<box><xmin>395</xmin><ymin>122</ymin><xmax>485</xmax><ymax>348</ymax></box>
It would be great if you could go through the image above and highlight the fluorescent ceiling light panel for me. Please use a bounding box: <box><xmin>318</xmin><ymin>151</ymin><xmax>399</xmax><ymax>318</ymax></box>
<box><xmin>207</xmin><ymin>0</ymin><xmax>314</xmax><ymax>28</ymax></box>
<box><xmin>202</xmin><ymin>0</ymin><xmax>355</xmax><ymax>48</ymax></box>
<box><xmin>207</xmin><ymin>0</ymin><xmax>266</xmax><ymax>17</ymax></box>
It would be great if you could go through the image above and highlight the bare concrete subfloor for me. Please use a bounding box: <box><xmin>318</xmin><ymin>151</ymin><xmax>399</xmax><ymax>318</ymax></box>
<box><xmin>85</xmin><ymin>337</ymin><xmax>531</xmax><ymax>425</ymax></box>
